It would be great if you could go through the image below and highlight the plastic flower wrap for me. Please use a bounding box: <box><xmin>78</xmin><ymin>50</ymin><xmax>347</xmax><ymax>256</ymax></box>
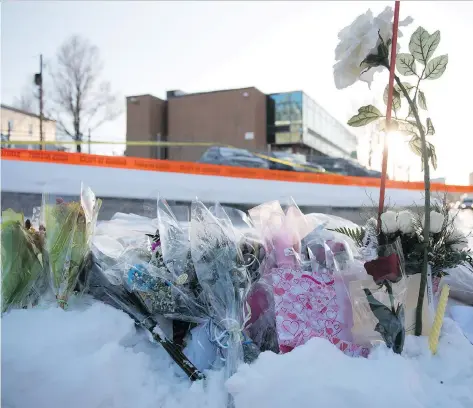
<box><xmin>42</xmin><ymin>183</ymin><xmax>101</xmax><ymax>308</ymax></box>
<box><xmin>84</xmin><ymin>253</ymin><xmax>204</xmax><ymax>381</ymax></box>
<box><xmin>189</xmin><ymin>200</ymin><xmax>254</xmax><ymax>382</ymax></box>
<box><xmin>350</xmin><ymin>238</ymin><xmax>407</xmax><ymax>353</ymax></box>
<box><xmin>1</xmin><ymin>210</ymin><xmax>46</xmax><ymax>312</ymax></box>
<box><xmin>249</xmin><ymin>199</ymin><xmax>369</xmax><ymax>357</ymax></box>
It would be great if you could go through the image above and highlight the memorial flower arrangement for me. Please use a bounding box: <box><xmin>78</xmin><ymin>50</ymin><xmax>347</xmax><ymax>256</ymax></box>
<box><xmin>1</xmin><ymin>210</ymin><xmax>46</xmax><ymax>312</ymax></box>
<box><xmin>334</xmin><ymin>5</ymin><xmax>454</xmax><ymax>335</ymax></box>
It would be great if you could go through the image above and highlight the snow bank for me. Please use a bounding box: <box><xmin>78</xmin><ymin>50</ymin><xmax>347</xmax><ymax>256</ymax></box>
<box><xmin>2</xmin><ymin>298</ymin><xmax>473</xmax><ymax>408</ymax></box>
<box><xmin>1</xmin><ymin>299</ymin><xmax>226</xmax><ymax>408</ymax></box>
<box><xmin>228</xmin><ymin>318</ymin><xmax>473</xmax><ymax>408</ymax></box>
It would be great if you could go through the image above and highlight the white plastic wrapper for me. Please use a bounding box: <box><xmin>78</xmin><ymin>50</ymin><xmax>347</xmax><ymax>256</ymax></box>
<box><xmin>440</xmin><ymin>264</ymin><xmax>473</xmax><ymax>305</ymax></box>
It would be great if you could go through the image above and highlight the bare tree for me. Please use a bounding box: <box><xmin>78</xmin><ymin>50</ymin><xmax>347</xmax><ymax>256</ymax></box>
<box><xmin>50</xmin><ymin>35</ymin><xmax>121</xmax><ymax>152</ymax></box>
<box><xmin>13</xmin><ymin>85</ymin><xmax>38</xmax><ymax>114</ymax></box>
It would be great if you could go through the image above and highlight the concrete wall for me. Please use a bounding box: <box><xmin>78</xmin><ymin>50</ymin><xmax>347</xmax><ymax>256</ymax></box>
<box><xmin>0</xmin><ymin>192</ymin><xmax>375</xmax><ymax>225</ymax></box>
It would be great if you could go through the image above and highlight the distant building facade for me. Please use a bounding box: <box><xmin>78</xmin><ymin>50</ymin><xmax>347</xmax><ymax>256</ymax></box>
<box><xmin>126</xmin><ymin>87</ymin><xmax>357</xmax><ymax>162</ymax></box>
<box><xmin>267</xmin><ymin>91</ymin><xmax>357</xmax><ymax>159</ymax></box>
<box><xmin>470</xmin><ymin>172</ymin><xmax>473</xmax><ymax>186</ymax></box>
<box><xmin>1</xmin><ymin>104</ymin><xmax>56</xmax><ymax>149</ymax></box>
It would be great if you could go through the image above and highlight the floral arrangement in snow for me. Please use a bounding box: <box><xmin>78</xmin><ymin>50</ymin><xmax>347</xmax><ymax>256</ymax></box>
<box><xmin>334</xmin><ymin>5</ymin><xmax>449</xmax><ymax>335</ymax></box>
<box><xmin>333</xmin><ymin>199</ymin><xmax>472</xmax><ymax>278</ymax></box>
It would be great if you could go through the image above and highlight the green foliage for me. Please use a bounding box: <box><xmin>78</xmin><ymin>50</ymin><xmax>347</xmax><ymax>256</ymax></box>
<box><xmin>347</xmin><ymin>105</ymin><xmax>382</xmax><ymax>127</ymax></box>
<box><xmin>396</xmin><ymin>53</ymin><xmax>417</xmax><ymax>76</ymax></box>
<box><xmin>424</xmin><ymin>55</ymin><xmax>448</xmax><ymax>80</ymax></box>
<box><xmin>383</xmin><ymin>85</ymin><xmax>401</xmax><ymax>112</ymax></box>
<box><xmin>330</xmin><ymin>227</ymin><xmax>366</xmax><ymax>247</ymax></box>
<box><xmin>418</xmin><ymin>90</ymin><xmax>428</xmax><ymax>110</ymax></box>
<box><xmin>409</xmin><ymin>137</ymin><xmax>437</xmax><ymax>169</ymax></box>
<box><xmin>44</xmin><ymin>202</ymin><xmax>91</xmax><ymax>302</ymax></box>
<box><xmin>409</xmin><ymin>27</ymin><xmax>441</xmax><ymax>66</ymax></box>
<box><xmin>428</xmin><ymin>142</ymin><xmax>438</xmax><ymax>169</ymax></box>
<box><xmin>408</xmin><ymin>136</ymin><xmax>423</xmax><ymax>156</ymax></box>
<box><xmin>1</xmin><ymin>220</ymin><xmax>44</xmax><ymax>312</ymax></box>
<box><xmin>426</xmin><ymin>118</ymin><xmax>435</xmax><ymax>136</ymax></box>
<box><xmin>346</xmin><ymin>24</ymin><xmax>446</xmax><ymax>177</ymax></box>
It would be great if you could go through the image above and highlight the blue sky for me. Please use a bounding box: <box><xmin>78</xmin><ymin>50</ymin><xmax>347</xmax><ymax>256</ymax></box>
<box><xmin>2</xmin><ymin>1</ymin><xmax>472</xmax><ymax>184</ymax></box>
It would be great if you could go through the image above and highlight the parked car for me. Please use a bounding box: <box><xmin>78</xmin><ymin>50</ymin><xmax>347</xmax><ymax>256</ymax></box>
<box><xmin>258</xmin><ymin>151</ymin><xmax>325</xmax><ymax>173</ymax></box>
<box><xmin>198</xmin><ymin>147</ymin><xmax>269</xmax><ymax>169</ymax></box>
<box><xmin>272</xmin><ymin>152</ymin><xmax>326</xmax><ymax>173</ymax></box>
<box><xmin>308</xmin><ymin>156</ymin><xmax>383</xmax><ymax>178</ymax></box>
<box><xmin>459</xmin><ymin>196</ymin><xmax>473</xmax><ymax>210</ymax></box>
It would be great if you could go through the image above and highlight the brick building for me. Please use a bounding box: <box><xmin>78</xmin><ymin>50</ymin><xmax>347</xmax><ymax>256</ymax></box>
<box><xmin>126</xmin><ymin>87</ymin><xmax>357</xmax><ymax>162</ymax></box>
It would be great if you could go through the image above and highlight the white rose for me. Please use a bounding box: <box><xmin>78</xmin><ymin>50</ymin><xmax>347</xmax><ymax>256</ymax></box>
<box><xmin>380</xmin><ymin>210</ymin><xmax>398</xmax><ymax>234</ymax></box>
<box><xmin>333</xmin><ymin>7</ymin><xmax>413</xmax><ymax>90</ymax></box>
<box><xmin>397</xmin><ymin>210</ymin><xmax>415</xmax><ymax>234</ymax></box>
<box><xmin>423</xmin><ymin>211</ymin><xmax>444</xmax><ymax>234</ymax></box>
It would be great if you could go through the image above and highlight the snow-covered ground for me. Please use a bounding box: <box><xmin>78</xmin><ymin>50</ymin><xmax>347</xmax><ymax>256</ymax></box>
<box><xmin>2</xmin><ymin>211</ymin><xmax>473</xmax><ymax>408</ymax></box>
<box><xmin>2</xmin><ymin>296</ymin><xmax>473</xmax><ymax>408</ymax></box>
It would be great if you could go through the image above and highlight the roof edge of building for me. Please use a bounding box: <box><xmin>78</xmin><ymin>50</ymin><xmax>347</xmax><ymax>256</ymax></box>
<box><xmin>166</xmin><ymin>86</ymin><xmax>265</xmax><ymax>99</ymax></box>
<box><xmin>1</xmin><ymin>104</ymin><xmax>55</xmax><ymax>122</ymax></box>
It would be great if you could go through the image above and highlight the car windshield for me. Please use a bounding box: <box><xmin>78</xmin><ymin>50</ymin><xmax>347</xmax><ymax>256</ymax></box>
<box><xmin>219</xmin><ymin>147</ymin><xmax>253</xmax><ymax>158</ymax></box>
<box><xmin>462</xmin><ymin>198</ymin><xmax>473</xmax><ymax>204</ymax></box>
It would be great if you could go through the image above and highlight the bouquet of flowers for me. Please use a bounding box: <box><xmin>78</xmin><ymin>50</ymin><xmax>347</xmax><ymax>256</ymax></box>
<box><xmin>333</xmin><ymin>200</ymin><xmax>472</xmax><ymax>278</ymax></box>
<box><xmin>88</xmin><ymin>198</ymin><xmax>263</xmax><ymax>390</ymax></box>
<box><xmin>42</xmin><ymin>183</ymin><xmax>101</xmax><ymax>308</ymax></box>
<box><xmin>1</xmin><ymin>210</ymin><xmax>46</xmax><ymax>312</ymax></box>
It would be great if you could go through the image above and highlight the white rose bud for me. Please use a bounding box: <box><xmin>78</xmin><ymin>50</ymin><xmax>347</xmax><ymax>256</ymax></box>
<box><xmin>397</xmin><ymin>210</ymin><xmax>415</xmax><ymax>234</ymax></box>
<box><xmin>423</xmin><ymin>211</ymin><xmax>444</xmax><ymax>234</ymax></box>
<box><xmin>380</xmin><ymin>211</ymin><xmax>398</xmax><ymax>234</ymax></box>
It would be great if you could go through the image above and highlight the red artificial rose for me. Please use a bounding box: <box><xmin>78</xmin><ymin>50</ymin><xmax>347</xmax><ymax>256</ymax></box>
<box><xmin>364</xmin><ymin>253</ymin><xmax>401</xmax><ymax>284</ymax></box>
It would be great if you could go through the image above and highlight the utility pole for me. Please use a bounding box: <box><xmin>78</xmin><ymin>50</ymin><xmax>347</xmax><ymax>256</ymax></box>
<box><xmin>7</xmin><ymin>120</ymin><xmax>11</xmax><ymax>148</ymax></box>
<box><xmin>88</xmin><ymin>128</ymin><xmax>91</xmax><ymax>154</ymax></box>
<box><xmin>34</xmin><ymin>55</ymin><xmax>44</xmax><ymax>150</ymax></box>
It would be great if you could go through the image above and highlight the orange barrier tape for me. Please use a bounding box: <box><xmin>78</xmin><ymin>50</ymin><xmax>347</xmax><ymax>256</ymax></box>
<box><xmin>2</xmin><ymin>148</ymin><xmax>473</xmax><ymax>193</ymax></box>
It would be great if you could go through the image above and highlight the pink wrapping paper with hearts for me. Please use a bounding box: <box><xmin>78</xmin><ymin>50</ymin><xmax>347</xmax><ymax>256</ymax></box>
<box><xmin>248</xmin><ymin>200</ymin><xmax>369</xmax><ymax>357</ymax></box>
<box><xmin>272</xmin><ymin>264</ymin><xmax>369</xmax><ymax>357</ymax></box>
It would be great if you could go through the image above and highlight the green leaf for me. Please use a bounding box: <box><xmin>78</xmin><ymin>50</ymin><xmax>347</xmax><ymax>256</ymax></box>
<box><xmin>408</xmin><ymin>136</ymin><xmax>423</xmax><ymax>157</ymax></box>
<box><xmin>395</xmin><ymin>82</ymin><xmax>415</xmax><ymax>96</ymax></box>
<box><xmin>396</xmin><ymin>53</ymin><xmax>417</xmax><ymax>76</ymax></box>
<box><xmin>330</xmin><ymin>227</ymin><xmax>365</xmax><ymax>247</ymax></box>
<box><xmin>409</xmin><ymin>27</ymin><xmax>441</xmax><ymax>65</ymax></box>
<box><xmin>398</xmin><ymin>121</ymin><xmax>418</xmax><ymax>136</ymax></box>
<box><xmin>418</xmin><ymin>90</ymin><xmax>428</xmax><ymax>110</ymax></box>
<box><xmin>413</xmin><ymin>139</ymin><xmax>438</xmax><ymax>171</ymax></box>
<box><xmin>408</xmin><ymin>120</ymin><xmax>426</xmax><ymax>135</ymax></box>
<box><xmin>426</xmin><ymin>118</ymin><xmax>435</xmax><ymax>136</ymax></box>
<box><xmin>347</xmin><ymin>105</ymin><xmax>382</xmax><ymax>127</ymax></box>
<box><xmin>424</xmin><ymin>55</ymin><xmax>448</xmax><ymax>80</ymax></box>
<box><xmin>429</xmin><ymin>142</ymin><xmax>438</xmax><ymax>169</ymax></box>
<box><xmin>383</xmin><ymin>85</ymin><xmax>401</xmax><ymax>112</ymax></box>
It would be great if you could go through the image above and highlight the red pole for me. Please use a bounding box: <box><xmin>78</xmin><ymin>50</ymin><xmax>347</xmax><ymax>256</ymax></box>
<box><xmin>378</xmin><ymin>1</ymin><xmax>401</xmax><ymax>231</ymax></box>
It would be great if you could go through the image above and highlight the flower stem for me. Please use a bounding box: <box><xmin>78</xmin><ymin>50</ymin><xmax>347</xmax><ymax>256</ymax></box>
<box><xmin>392</xmin><ymin>75</ymin><xmax>430</xmax><ymax>336</ymax></box>
<box><xmin>385</xmin><ymin>280</ymin><xmax>396</xmax><ymax>313</ymax></box>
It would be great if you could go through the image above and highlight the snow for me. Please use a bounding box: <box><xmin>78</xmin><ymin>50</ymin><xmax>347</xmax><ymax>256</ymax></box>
<box><xmin>3</xmin><ymin>297</ymin><xmax>473</xmax><ymax>408</ymax></box>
